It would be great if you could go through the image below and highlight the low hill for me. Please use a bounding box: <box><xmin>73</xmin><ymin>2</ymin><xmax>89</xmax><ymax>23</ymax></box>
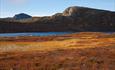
<box><xmin>0</xmin><ymin>6</ymin><xmax>115</xmax><ymax>33</ymax></box>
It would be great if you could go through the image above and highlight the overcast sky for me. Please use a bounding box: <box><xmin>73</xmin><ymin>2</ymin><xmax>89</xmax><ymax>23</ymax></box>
<box><xmin>0</xmin><ymin>0</ymin><xmax>115</xmax><ymax>18</ymax></box>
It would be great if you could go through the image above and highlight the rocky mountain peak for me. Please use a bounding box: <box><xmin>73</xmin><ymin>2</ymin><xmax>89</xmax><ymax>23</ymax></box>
<box><xmin>62</xmin><ymin>6</ymin><xmax>113</xmax><ymax>16</ymax></box>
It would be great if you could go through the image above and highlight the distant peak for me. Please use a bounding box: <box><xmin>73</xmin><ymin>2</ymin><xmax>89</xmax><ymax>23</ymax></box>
<box><xmin>13</xmin><ymin>13</ymin><xmax>32</xmax><ymax>20</ymax></box>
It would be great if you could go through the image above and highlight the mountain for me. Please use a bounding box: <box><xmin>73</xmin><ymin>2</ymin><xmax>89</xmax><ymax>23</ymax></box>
<box><xmin>13</xmin><ymin>13</ymin><xmax>32</xmax><ymax>20</ymax></box>
<box><xmin>0</xmin><ymin>6</ymin><xmax>115</xmax><ymax>33</ymax></box>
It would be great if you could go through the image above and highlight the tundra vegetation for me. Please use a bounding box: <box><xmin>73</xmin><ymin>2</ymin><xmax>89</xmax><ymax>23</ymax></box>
<box><xmin>0</xmin><ymin>32</ymin><xmax>115</xmax><ymax>70</ymax></box>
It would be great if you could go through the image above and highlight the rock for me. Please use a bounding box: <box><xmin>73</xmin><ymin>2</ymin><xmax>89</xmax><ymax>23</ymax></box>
<box><xmin>63</xmin><ymin>6</ymin><xmax>78</xmax><ymax>16</ymax></box>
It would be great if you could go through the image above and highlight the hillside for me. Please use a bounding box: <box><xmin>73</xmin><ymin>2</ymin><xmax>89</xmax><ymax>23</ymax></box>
<box><xmin>0</xmin><ymin>6</ymin><xmax>115</xmax><ymax>33</ymax></box>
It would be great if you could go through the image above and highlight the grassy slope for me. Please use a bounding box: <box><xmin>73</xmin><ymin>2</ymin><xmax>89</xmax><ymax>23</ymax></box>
<box><xmin>0</xmin><ymin>32</ymin><xmax>115</xmax><ymax>70</ymax></box>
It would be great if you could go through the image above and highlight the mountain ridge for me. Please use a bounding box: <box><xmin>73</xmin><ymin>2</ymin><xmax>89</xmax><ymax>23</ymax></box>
<box><xmin>0</xmin><ymin>6</ymin><xmax>115</xmax><ymax>33</ymax></box>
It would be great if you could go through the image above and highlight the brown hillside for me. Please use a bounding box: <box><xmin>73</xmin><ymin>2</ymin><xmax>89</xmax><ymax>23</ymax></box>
<box><xmin>0</xmin><ymin>6</ymin><xmax>115</xmax><ymax>33</ymax></box>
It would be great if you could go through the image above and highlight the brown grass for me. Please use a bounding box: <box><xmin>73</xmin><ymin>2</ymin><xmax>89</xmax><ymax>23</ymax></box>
<box><xmin>0</xmin><ymin>32</ymin><xmax>115</xmax><ymax>70</ymax></box>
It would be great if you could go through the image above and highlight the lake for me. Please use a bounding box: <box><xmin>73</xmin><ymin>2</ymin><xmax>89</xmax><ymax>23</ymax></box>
<box><xmin>0</xmin><ymin>32</ymin><xmax>74</xmax><ymax>37</ymax></box>
<box><xmin>0</xmin><ymin>32</ymin><xmax>114</xmax><ymax>37</ymax></box>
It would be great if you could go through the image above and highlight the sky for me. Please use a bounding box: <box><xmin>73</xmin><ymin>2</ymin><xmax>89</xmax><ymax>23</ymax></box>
<box><xmin>0</xmin><ymin>0</ymin><xmax>115</xmax><ymax>18</ymax></box>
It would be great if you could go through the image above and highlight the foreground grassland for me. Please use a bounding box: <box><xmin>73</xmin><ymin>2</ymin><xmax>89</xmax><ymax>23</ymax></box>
<box><xmin>0</xmin><ymin>32</ymin><xmax>115</xmax><ymax>70</ymax></box>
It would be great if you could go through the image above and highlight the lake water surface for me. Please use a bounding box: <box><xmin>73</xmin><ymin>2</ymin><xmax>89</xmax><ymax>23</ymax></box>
<box><xmin>0</xmin><ymin>32</ymin><xmax>114</xmax><ymax>37</ymax></box>
<box><xmin>0</xmin><ymin>32</ymin><xmax>74</xmax><ymax>37</ymax></box>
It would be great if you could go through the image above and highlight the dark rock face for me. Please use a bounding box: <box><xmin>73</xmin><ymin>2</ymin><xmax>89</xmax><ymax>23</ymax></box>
<box><xmin>13</xmin><ymin>13</ymin><xmax>32</xmax><ymax>20</ymax></box>
<box><xmin>0</xmin><ymin>6</ymin><xmax>115</xmax><ymax>33</ymax></box>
